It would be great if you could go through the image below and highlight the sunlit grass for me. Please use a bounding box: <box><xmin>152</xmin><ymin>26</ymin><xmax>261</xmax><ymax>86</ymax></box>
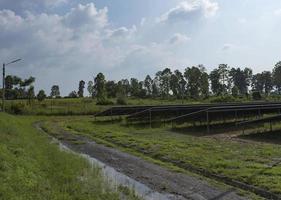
<box><xmin>49</xmin><ymin>117</ymin><xmax>281</xmax><ymax>195</ymax></box>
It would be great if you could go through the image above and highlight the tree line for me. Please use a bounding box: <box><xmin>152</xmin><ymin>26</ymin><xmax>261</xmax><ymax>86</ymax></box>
<box><xmin>3</xmin><ymin>61</ymin><xmax>281</xmax><ymax>103</ymax></box>
<box><xmin>80</xmin><ymin>61</ymin><xmax>281</xmax><ymax>104</ymax></box>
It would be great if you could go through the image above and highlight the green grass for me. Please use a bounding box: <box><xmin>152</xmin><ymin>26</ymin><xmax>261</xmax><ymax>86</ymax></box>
<box><xmin>50</xmin><ymin>117</ymin><xmax>281</xmax><ymax>196</ymax></box>
<box><xmin>0</xmin><ymin>113</ymin><xmax>139</xmax><ymax>200</ymax></box>
<box><xmin>4</xmin><ymin>97</ymin><xmax>249</xmax><ymax>116</ymax></box>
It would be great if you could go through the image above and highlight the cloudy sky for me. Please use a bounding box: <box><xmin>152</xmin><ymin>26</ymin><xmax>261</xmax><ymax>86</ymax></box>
<box><xmin>1</xmin><ymin>0</ymin><xmax>281</xmax><ymax>95</ymax></box>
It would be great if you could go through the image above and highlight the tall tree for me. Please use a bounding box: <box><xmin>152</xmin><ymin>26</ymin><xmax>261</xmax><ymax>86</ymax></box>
<box><xmin>157</xmin><ymin>68</ymin><xmax>172</xmax><ymax>98</ymax></box>
<box><xmin>262</xmin><ymin>71</ymin><xmax>273</xmax><ymax>95</ymax></box>
<box><xmin>210</xmin><ymin>68</ymin><xmax>223</xmax><ymax>95</ymax></box>
<box><xmin>130</xmin><ymin>78</ymin><xmax>140</xmax><ymax>97</ymax></box>
<box><xmin>78</xmin><ymin>80</ymin><xmax>85</xmax><ymax>98</ymax></box>
<box><xmin>252</xmin><ymin>71</ymin><xmax>273</xmax><ymax>95</ymax></box>
<box><xmin>184</xmin><ymin>66</ymin><xmax>206</xmax><ymax>99</ymax></box>
<box><xmin>94</xmin><ymin>73</ymin><xmax>107</xmax><ymax>103</ymax></box>
<box><xmin>273</xmin><ymin>61</ymin><xmax>281</xmax><ymax>94</ymax></box>
<box><xmin>229</xmin><ymin>67</ymin><xmax>252</xmax><ymax>95</ymax></box>
<box><xmin>106</xmin><ymin>81</ymin><xmax>117</xmax><ymax>98</ymax></box>
<box><xmin>144</xmin><ymin>75</ymin><xmax>153</xmax><ymax>97</ymax></box>
<box><xmin>199</xmin><ymin>66</ymin><xmax>209</xmax><ymax>98</ymax></box>
<box><xmin>78</xmin><ymin>80</ymin><xmax>85</xmax><ymax>97</ymax></box>
<box><xmin>170</xmin><ymin>70</ymin><xmax>187</xmax><ymax>99</ymax></box>
<box><xmin>27</xmin><ymin>86</ymin><xmax>35</xmax><ymax>104</ymax></box>
<box><xmin>87</xmin><ymin>81</ymin><xmax>94</xmax><ymax>97</ymax></box>
<box><xmin>218</xmin><ymin>64</ymin><xmax>230</xmax><ymax>95</ymax></box>
<box><xmin>50</xmin><ymin>85</ymin><xmax>60</xmax><ymax>98</ymax></box>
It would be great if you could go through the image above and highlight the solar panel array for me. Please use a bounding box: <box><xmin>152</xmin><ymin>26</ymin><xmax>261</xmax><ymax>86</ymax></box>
<box><xmin>95</xmin><ymin>101</ymin><xmax>281</xmax><ymax>132</ymax></box>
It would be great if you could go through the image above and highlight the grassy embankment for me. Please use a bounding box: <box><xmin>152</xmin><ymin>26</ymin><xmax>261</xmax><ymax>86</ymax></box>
<box><xmin>4</xmin><ymin>96</ymin><xmax>251</xmax><ymax>115</ymax></box>
<box><xmin>0</xmin><ymin>113</ymin><xmax>139</xmax><ymax>200</ymax></box>
<box><xmin>43</xmin><ymin>116</ymin><xmax>281</xmax><ymax>196</ymax></box>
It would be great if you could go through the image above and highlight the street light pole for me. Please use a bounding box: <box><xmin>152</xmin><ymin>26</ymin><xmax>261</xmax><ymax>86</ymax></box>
<box><xmin>2</xmin><ymin>59</ymin><xmax>21</xmax><ymax>112</ymax></box>
<box><xmin>2</xmin><ymin>63</ymin><xmax>5</xmax><ymax>112</ymax></box>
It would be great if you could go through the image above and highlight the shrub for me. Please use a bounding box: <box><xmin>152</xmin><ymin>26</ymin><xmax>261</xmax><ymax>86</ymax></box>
<box><xmin>252</xmin><ymin>91</ymin><xmax>262</xmax><ymax>100</ymax></box>
<box><xmin>116</xmin><ymin>96</ymin><xmax>127</xmax><ymax>105</ymax></box>
<box><xmin>210</xmin><ymin>95</ymin><xmax>238</xmax><ymax>103</ymax></box>
<box><xmin>96</xmin><ymin>99</ymin><xmax>114</xmax><ymax>105</ymax></box>
<box><xmin>10</xmin><ymin>103</ymin><xmax>27</xmax><ymax>114</ymax></box>
<box><xmin>116</xmin><ymin>92</ymin><xmax>127</xmax><ymax>105</ymax></box>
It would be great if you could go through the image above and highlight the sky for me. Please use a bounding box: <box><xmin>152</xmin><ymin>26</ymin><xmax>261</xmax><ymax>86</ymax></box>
<box><xmin>1</xmin><ymin>0</ymin><xmax>281</xmax><ymax>96</ymax></box>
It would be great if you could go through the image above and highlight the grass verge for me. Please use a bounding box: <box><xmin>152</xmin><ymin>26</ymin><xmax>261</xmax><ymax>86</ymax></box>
<box><xmin>51</xmin><ymin>117</ymin><xmax>281</xmax><ymax>197</ymax></box>
<box><xmin>0</xmin><ymin>113</ymin><xmax>139</xmax><ymax>200</ymax></box>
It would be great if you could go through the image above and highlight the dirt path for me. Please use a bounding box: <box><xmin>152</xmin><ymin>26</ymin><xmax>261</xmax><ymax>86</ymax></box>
<box><xmin>35</xmin><ymin>122</ymin><xmax>247</xmax><ymax>200</ymax></box>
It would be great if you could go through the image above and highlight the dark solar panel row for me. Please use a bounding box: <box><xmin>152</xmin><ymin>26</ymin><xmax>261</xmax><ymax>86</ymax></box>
<box><xmin>95</xmin><ymin>102</ymin><xmax>281</xmax><ymax>124</ymax></box>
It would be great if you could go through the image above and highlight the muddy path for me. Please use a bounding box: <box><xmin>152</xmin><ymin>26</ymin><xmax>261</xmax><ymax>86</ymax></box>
<box><xmin>34</xmin><ymin>121</ymin><xmax>248</xmax><ymax>200</ymax></box>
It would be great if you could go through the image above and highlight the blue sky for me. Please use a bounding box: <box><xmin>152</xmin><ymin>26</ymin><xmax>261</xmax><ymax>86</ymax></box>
<box><xmin>0</xmin><ymin>0</ymin><xmax>281</xmax><ymax>95</ymax></box>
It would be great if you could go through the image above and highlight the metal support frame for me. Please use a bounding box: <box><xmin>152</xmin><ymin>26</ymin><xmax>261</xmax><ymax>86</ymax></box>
<box><xmin>206</xmin><ymin>111</ymin><xmax>210</xmax><ymax>134</ymax></box>
<box><xmin>149</xmin><ymin>109</ymin><xmax>152</xmax><ymax>128</ymax></box>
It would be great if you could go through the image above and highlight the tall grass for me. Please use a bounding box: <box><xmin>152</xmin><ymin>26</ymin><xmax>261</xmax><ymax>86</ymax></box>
<box><xmin>0</xmin><ymin>113</ymin><xmax>138</xmax><ymax>199</ymax></box>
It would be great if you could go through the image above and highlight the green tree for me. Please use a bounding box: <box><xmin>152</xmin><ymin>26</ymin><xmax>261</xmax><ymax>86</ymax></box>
<box><xmin>157</xmin><ymin>68</ymin><xmax>172</xmax><ymax>98</ymax></box>
<box><xmin>218</xmin><ymin>64</ymin><xmax>230</xmax><ymax>95</ymax></box>
<box><xmin>252</xmin><ymin>71</ymin><xmax>273</xmax><ymax>95</ymax></box>
<box><xmin>231</xmin><ymin>86</ymin><xmax>239</xmax><ymax>98</ymax></box>
<box><xmin>78</xmin><ymin>80</ymin><xmax>85</xmax><ymax>98</ymax></box>
<box><xmin>210</xmin><ymin>68</ymin><xmax>223</xmax><ymax>95</ymax></box>
<box><xmin>50</xmin><ymin>85</ymin><xmax>60</xmax><ymax>98</ymax></box>
<box><xmin>144</xmin><ymin>75</ymin><xmax>153</xmax><ymax>97</ymax></box>
<box><xmin>87</xmin><ymin>81</ymin><xmax>94</xmax><ymax>97</ymax></box>
<box><xmin>229</xmin><ymin>67</ymin><xmax>252</xmax><ymax>95</ymax></box>
<box><xmin>94</xmin><ymin>73</ymin><xmax>107</xmax><ymax>103</ymax></box>
<box><xmin>68</xmin><ymin>91</ymin><xmax>78</xmax><ymax>98</ymax></box>
<box><xmin>37</xmin><ymin>90</ymin><xmax>46</xmax><ymax>102</ymax></box>
<box><xmin>184</xmin><ymin>65</ymin><xmax>209</xmax><ymax>99</ymax></box>
<box><xmin>170</xmin><ymin>70</ymin><xmax>186</xmax><ymax>99</ymax></box>
<box><xmin>130</xmin><ymin>78</ymin><xmax>140</xmax><ymax>97</ymax></box>
<box><xmin>273</xmin><ymin>61</ymin><xmax>281</xmax><ymax>94</ymax></box>
<box><xmin>27</xmin><ymin>86</ymin><xmax>35</xmax><ymax>105</ymax></box>
<box><xmin>105</xmin><ymin>81</ymin><xmax>117</xmax><ymax>98</ymax></box>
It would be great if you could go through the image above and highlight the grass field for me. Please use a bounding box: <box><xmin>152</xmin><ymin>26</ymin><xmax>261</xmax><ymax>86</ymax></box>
<box><xmin>0</xmin><ymin>113</ymin><xmax>139</xmax><ymax>200</ymax></box>
<box><xmin>42</xmin><ymin>116</ymin><xmax>281</xmax><ymax>196</ymax></box>
<box><xmin>4</xmin><ymin>96</ymin><xmax>247</xmax><ymax>115</ymax></box>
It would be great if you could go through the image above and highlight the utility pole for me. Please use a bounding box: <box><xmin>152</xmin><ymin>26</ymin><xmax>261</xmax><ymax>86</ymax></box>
<box><xmin>2</xmin><ymin>59</ymin><xmax>21</xmax><ymax>112</ymax></box>
<box><xmin>2</xmin><ymin>63</ymin><xmax>5</xmax><ymax>112</ymax></box>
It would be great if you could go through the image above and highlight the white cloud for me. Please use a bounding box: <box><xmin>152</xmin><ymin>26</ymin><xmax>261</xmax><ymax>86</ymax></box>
<box><xmin>169</xmin><ymin>33</ymin><xmax>191</xmax><ymax>45</ymax></box>
<box><xmin>0</xmin><ymin>3</ymin><xmax>194</xmax><ymax>94</ymax></box>
<box><xmin>109</xmin><ymin>26</ymin><xmax>137</xmax><ymax>38</ymax></box>
<box><xmin>0</xmin><ymin>0</ymin><xmax>68</xmax><ymax>12</ymax></box>
<box><xmin>63</xmin><ymin>3</ymin><xmax>108</xmax><ymax>29</ymax></box>
<box><xmin>274</xmin><ymin>9</ymin><xmax>281</xmax><ymax>16</ymax></box>
<box><xmin>158</xmin><ymin>0</ymin><xmax>218</xmax><ymax>23</ymax></box>
<box><xmin>222</xmin><ymin>43</ymin><xmax>234</xmax><ymax>51</ymax></box>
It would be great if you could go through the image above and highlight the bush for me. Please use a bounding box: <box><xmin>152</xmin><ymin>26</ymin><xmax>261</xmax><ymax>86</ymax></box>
<box><xmin>116</xmin><ymin>96</ymin><xmax>127</xmax><ymax>105</ymax></box>
<box><xmin>210</xmin><ymin>95</ymin><xmax>239</xmax><ymax>103</ymax></box>
<box><xmin>96</xmin><ymin>99</ymin><xmax>114</xmax><ymax>105</ymax></box>
<box><xmin>116</xmin><ymin>92</ymin><xmax>127</xmax><ymax>105</ymax></box>
<box><xmin>252</xmin><ymin>91</ymin><xmax>262</xmax><ymax>100</ymax></box>
<box><xmin>10</xmin><ymin>103</ymin><xmax>27</xmax><ymax>114</ymax></box>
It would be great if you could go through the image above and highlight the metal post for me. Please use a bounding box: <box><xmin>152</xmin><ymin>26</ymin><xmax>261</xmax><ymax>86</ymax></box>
<box><xmin>270</xmin><ymin>121</ymin><xmax>272</xmax><ymax>132</ymax></box>
<box><xmin>2</xmin><ymin>63</ymin><xmax>5</xmax><ymax>112</ymax></box>
<box><xmin>149</xmin><ymin>109</ymin><xmax>152</xmax><ymax>128</ymax></box>
<box><xmin>206</xmin><ymin>111</ymin><xmax>210</xmax><ymax>134</ymax></box>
